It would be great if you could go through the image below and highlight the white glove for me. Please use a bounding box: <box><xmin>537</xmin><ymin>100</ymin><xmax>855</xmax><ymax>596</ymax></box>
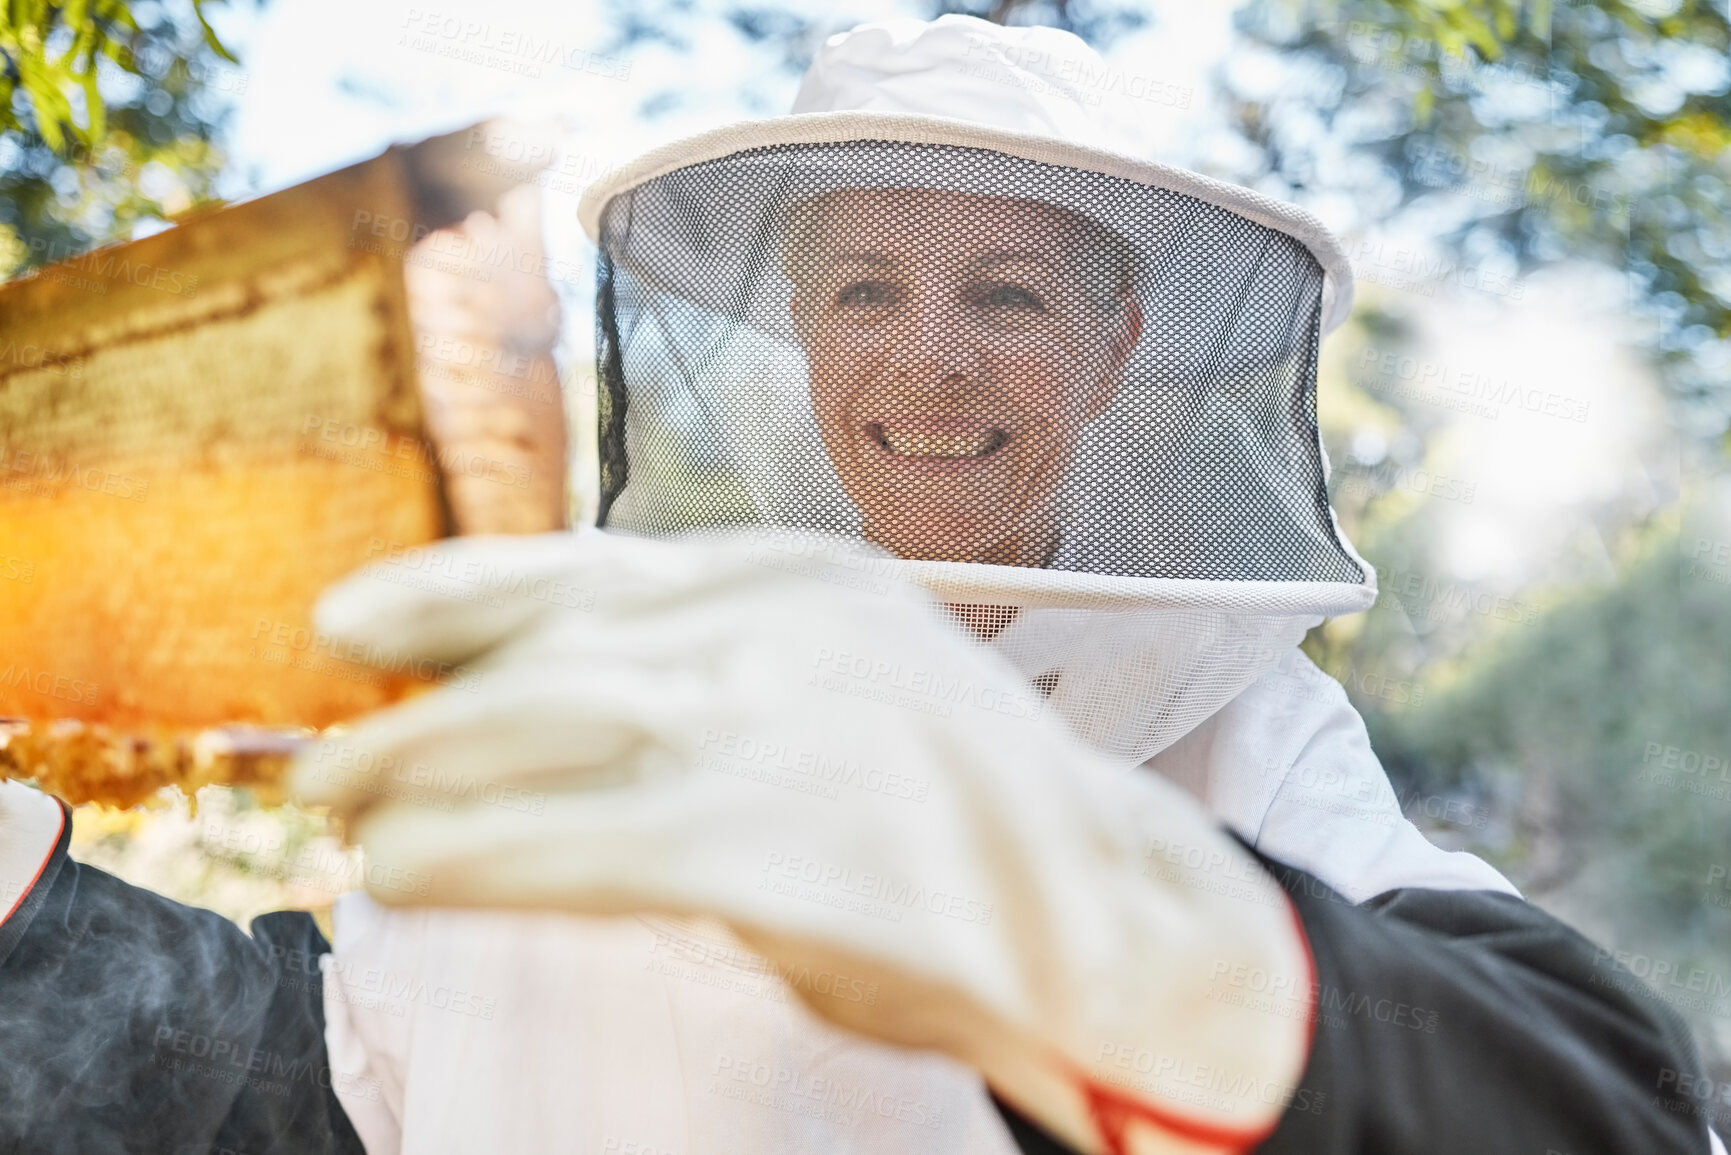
<box><xmin>292</xmin><ymin>530</ymin><xmax>1314</xmax><ymax>1155</ymax></box>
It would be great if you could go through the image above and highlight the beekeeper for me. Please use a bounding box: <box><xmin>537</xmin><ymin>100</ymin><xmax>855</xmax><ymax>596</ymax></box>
<box><xmin>0</xmin><ymin>15</ymin><xmax>1720</xmax><ymax>1155</ymax></box>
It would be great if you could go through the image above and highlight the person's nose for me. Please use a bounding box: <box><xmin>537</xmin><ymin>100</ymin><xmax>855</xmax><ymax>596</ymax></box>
<box><xmin>886</xmin><ymin>284</ymin><xmax>978</xmax><ymax>394</ymax></box>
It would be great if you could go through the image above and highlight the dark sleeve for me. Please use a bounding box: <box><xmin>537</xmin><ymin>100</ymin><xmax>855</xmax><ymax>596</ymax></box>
<box><xmin>993</xmin><ymin>856</ymin><xmax>1716</xmax><ymax>1155</ymax></box>
<box><xmin>0</xmin><ymin>809</ymin><xmax>365</xmax><ymax>1155</ymax></box>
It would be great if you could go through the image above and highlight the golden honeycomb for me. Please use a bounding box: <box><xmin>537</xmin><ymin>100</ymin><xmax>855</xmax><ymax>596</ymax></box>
<box><xmin>0</xmin><ymin>122</ymin><xmax>565</xmax><ymax>806</ymax></box>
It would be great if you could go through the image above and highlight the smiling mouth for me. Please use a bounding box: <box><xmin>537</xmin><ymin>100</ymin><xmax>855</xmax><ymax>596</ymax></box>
<box><xmin>867</xmin><ymin>423</ymin><xmax>1009</xmax><ymax>460</ymax></box>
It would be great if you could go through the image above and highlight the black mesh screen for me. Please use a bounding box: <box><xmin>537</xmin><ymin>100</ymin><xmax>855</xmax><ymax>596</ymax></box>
<box><xmin>593</xmin><ymin>139</ymin><xmax>1363</xmax><ymax>585</ymax></box>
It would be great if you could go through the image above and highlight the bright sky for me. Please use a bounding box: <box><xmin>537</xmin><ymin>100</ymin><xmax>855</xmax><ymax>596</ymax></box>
<box><xmin>200</xmin><ymin>0</ymin><xmax>1667</xmax><ymax>593</ymax></box>
<box><xmin>212</xmin><ymin>1</ymin><xmax>1235</xmax><ymax>188</ymax></box>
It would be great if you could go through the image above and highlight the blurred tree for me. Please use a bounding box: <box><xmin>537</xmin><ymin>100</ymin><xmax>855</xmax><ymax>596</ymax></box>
<box><xmin>1237</xmin><ymin>0</ymin><xmax>1731</xmax><ymax>869</ymax></box>
<box><xmin>1373</xmin><ymin>529</ymin><xmax>1731</xmax><ymax>1035</ymax></box>
<box><xmin>599</xmin><ymin>0</ymin><xmax>1150</xmax><ymax>114</ymax></box>
<box><xmin>1223</xmin><ymin>0</ymin><xmax>1731</xmax><ymax>1068</ymax></box>
<box><xmin>1224</xmin><ymin>0</ymin><xmax>1731</xmax><ymax>446</ymax></box>
<box><xmin>0</xmin><ymin>0</ymin><xmax>241</xmax><ymax>278</ymax></box>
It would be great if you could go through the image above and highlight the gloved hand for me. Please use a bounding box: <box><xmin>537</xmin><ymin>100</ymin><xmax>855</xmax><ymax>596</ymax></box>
<box><xmin>403</xmin><ymin>179</ymin><xmax>568</xmax><ymax>536</ymax></box>
<box><xmin>291</xmin><ymin>530</ymin><xmax>1314</xmax><ymax>1155</ymax></box>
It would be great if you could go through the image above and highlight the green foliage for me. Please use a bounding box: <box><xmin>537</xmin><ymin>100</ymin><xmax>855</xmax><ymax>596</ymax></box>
<box><xmin>0</xmin><ymin>0</ymin><xmax>239</xmax><ymax>277</ymax></box>
<box><xmin>1229</xmin><ymin>0</ymin><xmax>1731</xmax><ymax>444</ymax></box>
<box><xmin>1245</xmin><ymin>2</ymin><xmax>1731</xmax><ymax>1065</ymax></box>
<box><xmin>1376</xmin><ymin>530</ymin><xmax>1731</xmax><ymax>968</ymax></box>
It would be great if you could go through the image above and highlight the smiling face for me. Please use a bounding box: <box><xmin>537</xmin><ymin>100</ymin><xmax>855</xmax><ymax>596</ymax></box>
<box><xmin>787</xmin><ymin>188</ymin><xmax>1142</xmax><ymax>566</ymax></box>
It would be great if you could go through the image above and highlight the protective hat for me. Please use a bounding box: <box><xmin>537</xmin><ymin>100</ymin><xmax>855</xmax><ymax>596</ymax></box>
<box><xmin>576</xmin><ymin>15</ymin><xmax>1375</xmax><ymax>763</ymax></box>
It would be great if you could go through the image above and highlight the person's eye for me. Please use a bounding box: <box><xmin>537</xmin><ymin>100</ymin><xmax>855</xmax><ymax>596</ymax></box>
<box><xmin>975</xmin><ymin>283</ymin><xmax>1045</xmax><ymax>312</ymax></box>
<box><xmin>834</xmin><ymin>280</ymin><xmax>896</xmax><ymax>308</ymax></box>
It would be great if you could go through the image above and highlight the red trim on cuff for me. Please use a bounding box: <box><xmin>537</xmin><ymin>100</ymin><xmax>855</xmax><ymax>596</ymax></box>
<box><xmin>1068</xmin><ymin>892</ymin><xmax>1320</xmax><ymax>1155</ymax></box>
<box><xmin>1076</xmin><ymin>1074</ymin><xmax>1270</xmax><ymax>1155</ymax></box>
<box><xmin>0</xmin><ymin>803</ymin><xmax>67</xmax><ymax>927</ymax></box>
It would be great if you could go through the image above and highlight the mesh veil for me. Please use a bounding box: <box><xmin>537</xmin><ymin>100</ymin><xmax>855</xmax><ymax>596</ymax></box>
<box><xmin>591</xmin><ymin>137</ymin><xmax>1374</xmax><ymax>762</ymax></box>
